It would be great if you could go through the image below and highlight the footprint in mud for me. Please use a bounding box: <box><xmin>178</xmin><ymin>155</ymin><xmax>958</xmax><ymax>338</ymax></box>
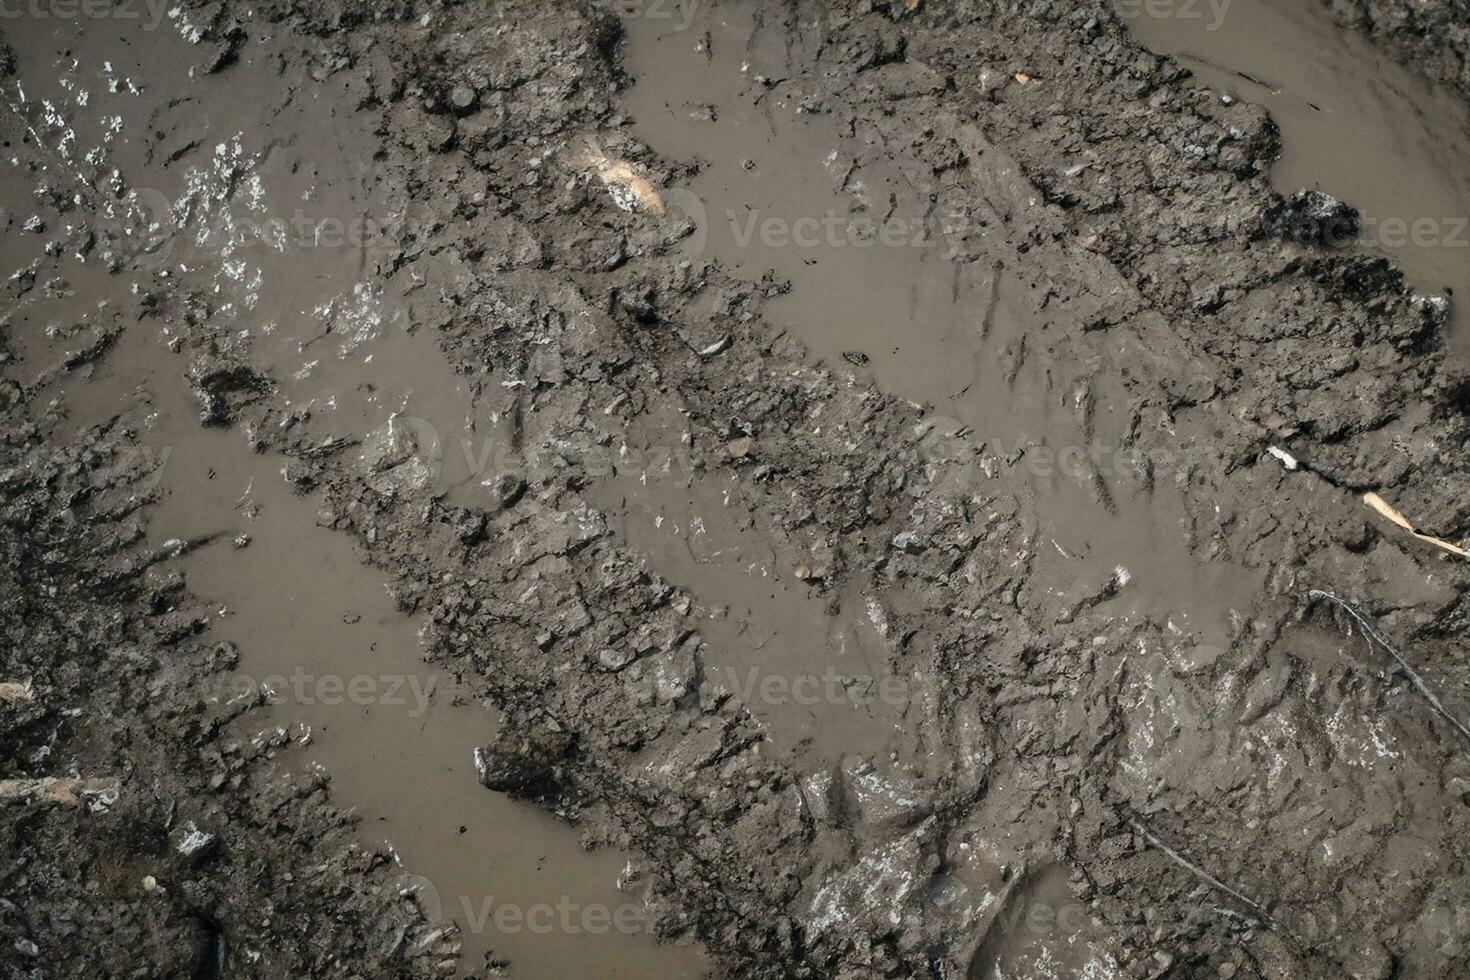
<box><xmin>967</xmin><ymin>864</ymin><xmax>1120</xmax><ymax>980</ymax></box>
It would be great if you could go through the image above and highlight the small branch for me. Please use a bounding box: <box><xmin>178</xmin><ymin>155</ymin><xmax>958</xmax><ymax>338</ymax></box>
<box><xmin>1131</xmin><ymin>818</ymin><xmax>1302</xmax><ymax>952</ymax></box>
<box><xmin>1307</xmin><ymin>589</ymin><xmax>1470</xmax><ymax>744</ymax></box>
<box><xmin>1131</xmin><ymin>819</ymin><xmax>1271</xmax><ymax>923</ymax></box>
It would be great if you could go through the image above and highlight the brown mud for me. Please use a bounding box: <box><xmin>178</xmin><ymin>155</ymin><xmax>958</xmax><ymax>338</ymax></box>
<box><xmin>1118</xmin><ymin>0</ymin><xmax>1470</xmax><ymax>352</ymax></box>
<box><xmin>4</xmin><ymin>0</ymin><xmax>1470</xmax><ymax>979</ymax></box>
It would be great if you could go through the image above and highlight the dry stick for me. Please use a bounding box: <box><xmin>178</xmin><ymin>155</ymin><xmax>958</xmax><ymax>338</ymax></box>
<box><xmin>1307</xmin><ymin>589</ymin><xmax>1470</xmax><ymax>744</ymax></box>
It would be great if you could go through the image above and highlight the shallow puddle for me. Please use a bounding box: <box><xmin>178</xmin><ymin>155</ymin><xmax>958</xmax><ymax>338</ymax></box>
<box><xmin>60</xmin><ymin>324</ymin><xmax>705</xmax><ymax>978</ymax></box>
<box><xmin>618</xmin><ymin>3</ymin><xmax>972</xmax><ymax>399</ymax></box>
<box><xmin>1115</xmin><ymin>0</ymin><xmax>1470</xmax><ymax>353</ymax></box>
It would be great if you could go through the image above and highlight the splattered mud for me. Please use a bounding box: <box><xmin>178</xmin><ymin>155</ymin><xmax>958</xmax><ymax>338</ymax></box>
<box><xmin>3</xmin><ymin>1</ymin><xmax>1470</xmax><ymax>978</ymax></box>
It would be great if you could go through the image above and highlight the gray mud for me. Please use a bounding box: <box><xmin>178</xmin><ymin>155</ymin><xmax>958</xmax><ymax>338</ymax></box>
<box><xmin>1119</xmin><ymin>0</ymin><xmax>1470</xmax><ymax>352</ymax></box>
<box><xmin>4</xmin><ymin>1</ymin><xmax>1470</xmax><ymax>979</ymax></box>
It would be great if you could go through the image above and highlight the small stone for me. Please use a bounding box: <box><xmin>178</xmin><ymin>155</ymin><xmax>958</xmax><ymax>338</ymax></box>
<box><xmin>173</xmin><ymin>820</ymin><xmax>218</xmax><ymax>863</ymax></box>
<box><xmin>490</xmin><ymin>472</ymin><xmax>525</xmax><ymax>509</ymax></box>
<box><xmin>596</xmin><ymin>648</ymin><xmax>633</xmax><ymax>671</ymax></box>
<box><xmin>727</xmin><ymin>436</ymin><xmax>754</xmax><ymax>457</ymax></box>
<box><xmin>891</xmin><ymin>530</ymin><xmax>927</xmax><ymax>554</ymax></box>
<box><xmin>142</xmin><ymin>875</ymin><xmax>158</xmax><ymax>891</ymax></box>
<box><xmin>449</xmin><ymin>82</ymin><xmax>478</xmax><ymax>114</ymax></box>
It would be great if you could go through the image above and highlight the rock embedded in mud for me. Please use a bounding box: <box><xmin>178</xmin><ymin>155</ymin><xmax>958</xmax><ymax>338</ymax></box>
<box><xmin>488</xmin><ymin>472</ymin><xmax>525</xmax><ymax>509</ymax></box>
<box><xmin>449</xmin><ymin>82</ymin><xmax>479</xmax><ymax>115</ymax></box>
<box><xmin>171</xmin><ymin>820</ymin><xmax>219</xmax><ymax>864</ymax></box>
<box><xmin>189</xmin><ymin>363</ymin><xmax>272</xmax><ymax>427</ymax></box>
<box><xmin>1263</xmin><ymin>189</ymin><xmax>1360</xmax><ymax>247</ymax></box>
<box><xmin>473</xmin><ymin>725</ymin><xmax>574</xmax><ymax>805</ymax></box>
<box><xmin>474</xmin><ymin>746</ymin><xmax>560</xmax><ymax>801</ymax></box>
<box><xmin>595</xmin><ymin>647</ymin><xmax>634</xmax><ymax>671</ymax></box>
<box><xmin>891</xmin><ymin>530</ymin><xmax>928</xmax><ymax>554</ymax></box>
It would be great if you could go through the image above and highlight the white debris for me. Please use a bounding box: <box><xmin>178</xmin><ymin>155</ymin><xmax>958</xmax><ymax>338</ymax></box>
<box><xmin>176</xmin><ymin>821</ymin><xmax>216</xmax><ymax>857</ymax></box>
<box><xmin>1267</xmin><ymin>446</ymin><xmax>1299</xmax><ymax>471</ymax></box>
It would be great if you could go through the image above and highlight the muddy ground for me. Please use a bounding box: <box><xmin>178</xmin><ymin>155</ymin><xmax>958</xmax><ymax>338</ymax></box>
<box><xmin>3</xmin><ymin>0</ymin><xmax>1470</xmax><ymax>978</ymax></box>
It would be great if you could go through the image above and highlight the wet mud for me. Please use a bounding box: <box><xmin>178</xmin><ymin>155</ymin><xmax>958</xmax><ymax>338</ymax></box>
<box><xmin>5</xmin><ymin>0</ymin><xmax>1470</xmax><ymax>978</ymax></box>
<box><xmin>1117</xmin><ymin>0</ymin><xmax>1470</xmax><ymax>352</ymax></box>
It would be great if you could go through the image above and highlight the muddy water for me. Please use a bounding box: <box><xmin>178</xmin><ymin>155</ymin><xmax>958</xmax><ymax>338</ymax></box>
<box><xmin>617</xmin><ymin>3</ymin><xmax>1249</xmax><ymax>677</ymax></box>
<box><xmin>619</xmin><ymin>3</ymin><xmax>971</xmax><ymax>398</ymax></box>
<box><xmin>1115</xmin><ymin>0</ymin><xmax>1470</xmax><ymax>352</ymax></box>
<box><xmin>4</xmin><ymin>15</ymin><xmax>706</xmax><ymax>980</ymax></box>
<box><xmin>60</xmin><ymin>326</ymin><xmax>704</xmax><ymax>979</ymax></box>
<box><xmin>591</xmin><ymin>449</ymin><xmax>902</xmax><ymax>765</ymax></box>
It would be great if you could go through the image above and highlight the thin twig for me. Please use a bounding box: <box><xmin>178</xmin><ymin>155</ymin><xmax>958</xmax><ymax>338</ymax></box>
<box><xmin>1307</xmin><ymin>589</ymin><xmax>1470</xmax><ymax>744</ymax></box>
<box><xmin>1131</xmin><ymin>819</ymin><xmax>1271</xmax><ymax>923</ymax></box>
<box><xmin>1130</xmin><ymin>818</ymin><xmax>1303</xmax><ymax>952</ymax></box>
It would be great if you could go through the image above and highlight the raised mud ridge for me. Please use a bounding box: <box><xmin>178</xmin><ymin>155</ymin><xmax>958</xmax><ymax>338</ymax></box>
<box><xmin>4</xmin><ymin>1</ymin><xmax>1470</xmax><ymax>979</ymax></box>
<box><xmin>1320</xmin><ymin>0</ymin><xmax>1470</xmax><ymax>101</ymax></box>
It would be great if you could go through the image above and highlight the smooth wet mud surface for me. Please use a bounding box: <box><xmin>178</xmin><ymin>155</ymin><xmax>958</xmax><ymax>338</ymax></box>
<box><xmin>6</xmin><ymin>1</ymin><xmax>1470</xmax><ymax>978</ymax></box>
